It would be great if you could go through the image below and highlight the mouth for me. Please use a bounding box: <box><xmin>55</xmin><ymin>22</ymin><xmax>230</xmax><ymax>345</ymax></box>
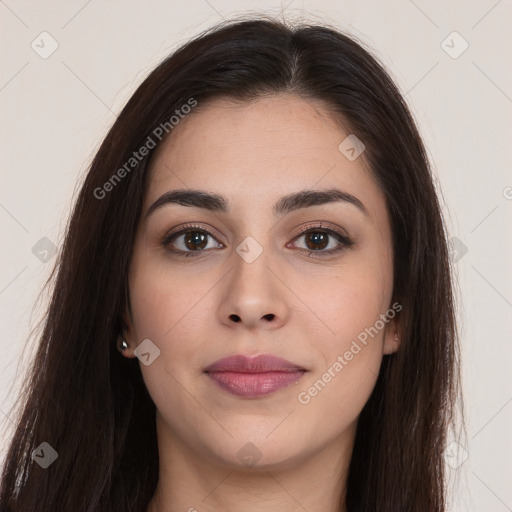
<box><xmin>203</xmin><ymin>354</ymin><xmax>307</xmax><ymax>398</ymax></box>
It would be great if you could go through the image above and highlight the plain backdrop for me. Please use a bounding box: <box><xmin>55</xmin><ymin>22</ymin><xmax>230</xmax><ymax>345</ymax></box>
<box><xmin>1</xmin><ymin>1</ymin><xmax>511</xmax><ymax>510</ymax></box>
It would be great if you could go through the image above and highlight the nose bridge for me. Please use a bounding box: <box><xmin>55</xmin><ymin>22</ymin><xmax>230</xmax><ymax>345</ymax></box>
<box><xmin>231</xmin><ymin>235</ymin><xmax>274</xmax><ymax>301</ymax></box>
<box><xmin>217</xmin><ymin>234</ymin><xmax>288</xmax><ymax>328</ymax></box>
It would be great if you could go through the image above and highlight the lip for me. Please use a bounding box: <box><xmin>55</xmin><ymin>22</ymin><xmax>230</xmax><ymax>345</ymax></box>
<box><xmin>204</xmin><ymin>354</ymin><xmax>306</xmax><ymax>373</ymax></box>
<box><xmin>204</xmin><ymin>354</ymin><xmax>307</xmax><ymax>398</ymax></box>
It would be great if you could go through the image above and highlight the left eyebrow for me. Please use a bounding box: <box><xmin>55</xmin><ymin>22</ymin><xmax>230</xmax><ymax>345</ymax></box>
<box><xmin>144</xmin><ymin>188</ymin><xmax>369</xmax><ymax>219</ymax></box>
<box><xmin>273</xmin><ymin>188</ymin><xmax>369</xmax><ymax>217</ymax></box>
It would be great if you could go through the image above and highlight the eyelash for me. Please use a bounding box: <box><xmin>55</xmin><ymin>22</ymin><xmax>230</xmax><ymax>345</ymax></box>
<box><xmin>161</xmin><ymin>222</ymin><xmax>353</xmax><ymax>258</ymax></box>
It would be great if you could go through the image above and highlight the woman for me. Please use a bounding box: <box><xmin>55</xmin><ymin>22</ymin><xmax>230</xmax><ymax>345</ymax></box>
<box><xmin>0</xmin><ymin>16</ymin><xmax>462</xmax><ymax>512</ymax></box>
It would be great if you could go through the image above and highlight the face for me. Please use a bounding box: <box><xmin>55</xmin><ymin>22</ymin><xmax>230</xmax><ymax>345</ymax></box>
<box><xmin>123</xmin><ymin>93</ymin><xmax>399</xmax><ymax>470</ymax></box>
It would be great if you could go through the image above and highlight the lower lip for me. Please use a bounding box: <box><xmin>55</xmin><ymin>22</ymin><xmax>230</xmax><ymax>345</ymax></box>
<box><xmin>206</xmin><ymin>371</ymin><xmax>306</xmax><ymax>398</ymax></box>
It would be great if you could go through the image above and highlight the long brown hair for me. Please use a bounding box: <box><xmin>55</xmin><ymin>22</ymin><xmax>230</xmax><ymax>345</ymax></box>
<box><xmin>0</xmin><ymin>16</ymin><xmax>462</xmax><ymax>511</ymax></box>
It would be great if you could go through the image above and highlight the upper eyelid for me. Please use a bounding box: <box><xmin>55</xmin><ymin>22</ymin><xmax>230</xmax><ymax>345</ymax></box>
<box><xmin>292</xmin><ymin>222</ymin><xmax>350</xmax><ymax>239</ymax></box>
<box><xmin>164</xmin><ymin>223</ymin><xmax>350</xmax><ymax>249</ymax></box>
<box><xmin>164</xmin><ymin>223</ymin><xmax>225</xmax><ymax>243</ymax></box>
<box><xmin>165</xmin><ymin>223</ymin><xmax>346</xmax><ymax>238</ymax></box>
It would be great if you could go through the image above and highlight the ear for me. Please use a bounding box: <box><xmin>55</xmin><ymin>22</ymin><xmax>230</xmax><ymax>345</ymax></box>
<box><xmin>118</xmin><ymin>303</ymin><xmax>137</xmax><ymax>359</ymax></box>
<box><xmin>383</xmin><ymin>318</ymin><xmax>401</xmax><ymax>355</ymax></box>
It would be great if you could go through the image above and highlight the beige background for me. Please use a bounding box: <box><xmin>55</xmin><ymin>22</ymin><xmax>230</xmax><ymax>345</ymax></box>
<box><xmin>1</xmin><ymin>1</ymin><xmax>511</xmax><ymax>510</ymax></box>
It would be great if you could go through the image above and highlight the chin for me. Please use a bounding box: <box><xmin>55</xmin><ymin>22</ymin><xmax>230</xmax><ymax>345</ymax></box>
<box><xmin>201</xmin><ymin>426</ymin><xmax>313</xmax><ymax>471</ymax></box>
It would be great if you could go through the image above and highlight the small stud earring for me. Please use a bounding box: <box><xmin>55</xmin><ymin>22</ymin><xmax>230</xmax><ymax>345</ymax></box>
<box><xmin>120</xmin><ymin>340</ymin><xmax>129</xmax><ymax>351</ymax></box>
<box><xmin>394</xmin><ymin>333</ymin><xmax>399</xmax><ymax>342</ymax></box>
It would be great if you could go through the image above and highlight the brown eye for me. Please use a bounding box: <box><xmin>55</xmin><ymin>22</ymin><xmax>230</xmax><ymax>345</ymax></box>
<box><xmin>183</xmin><ymin>230</ymin><xmax>208</xmax><ymax>250</ymax></box>
<box><xmin>162</xmin><ymin>226</ymin><xmax>224</xmax><ymax>255</ymax></box>
<box><xmin>304</xmin><ymin>231</ymin><xmax>329</xmax><ymax>251</ymax></box>
<box><xmin>289</xmin><ymin>227</ymin><xmax>353</xmax><ymax>256</ymax></box>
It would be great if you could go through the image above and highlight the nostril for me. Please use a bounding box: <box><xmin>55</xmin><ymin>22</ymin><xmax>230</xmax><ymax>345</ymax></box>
<box><xmin>262</xmin><ymin>313</ymin><xmax>275</xmax><ymax>321</ymax></box>
<box><xmin>229</xmin><ymin>314</ymin><xmax>241</xmax><ymax>322</ymax></box>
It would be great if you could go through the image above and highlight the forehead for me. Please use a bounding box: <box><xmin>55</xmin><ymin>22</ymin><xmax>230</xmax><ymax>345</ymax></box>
<box><xmin>145</xmin><ymin>93</ymin><xmax>386</xmax><ymax>220</ymax></box>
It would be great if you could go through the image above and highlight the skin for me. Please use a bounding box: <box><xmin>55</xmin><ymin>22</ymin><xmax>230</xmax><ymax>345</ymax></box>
<box><xmin>120</xmin><ymin>93</ymin><xmax>400</xmax><ymax>512</ymax></box>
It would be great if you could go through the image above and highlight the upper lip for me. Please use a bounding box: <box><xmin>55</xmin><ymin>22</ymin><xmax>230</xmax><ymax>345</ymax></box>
<box><xmin>204</xmin><ymin>354</ymin><xmax>306</xmax><ymax>373</ymax></box>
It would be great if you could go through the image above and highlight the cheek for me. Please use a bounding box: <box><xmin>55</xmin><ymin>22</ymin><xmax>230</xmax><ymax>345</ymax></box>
<box><xmin>127</xmin><ymin>250</ymin><xmax>222</xmax><ymax>401</ymax></box>
<box><xmin>292</xmin><ymin>261</ymin><xmax>390</xmax><ymax>425</ymax></box>
<box><xmin>293</xmin><ymin>284</ymin><xmax>385</xmax><ymax>433</ymax></box>
<box><xmin>128</xmin><ymin>247</ymin><xmax>215</xmax><ymax>342</ymax></box>
<box><xmin>296</xmin><ymin>350</ymin><xmax>380</xmax><ymax>436</ymax></box>
<box><xmin>297</xmin><ymin>265</ymin><xmax>389</xmax><ymax>351</ymax></box>
<box><xmin>127</xmin><ymin>259</ymin><xmax>212</xmax><ymax>428</ymax></box>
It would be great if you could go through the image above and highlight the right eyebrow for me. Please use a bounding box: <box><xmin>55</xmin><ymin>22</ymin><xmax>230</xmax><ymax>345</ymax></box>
<box><xmin>144</xmin><ymin>187</ymin><xmax>369</xmax><ymax>219</ymax></box>
<box><xmin>145</xmin><ymin>189</ymin><xmax>228</xmax><ymax>219</ymax></box>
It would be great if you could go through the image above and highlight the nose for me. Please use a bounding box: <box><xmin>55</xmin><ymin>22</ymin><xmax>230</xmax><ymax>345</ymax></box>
<box><xmin>217</xmin><ymin>249</ymin><xmax>289</xmax><ymax>331</ymax></box>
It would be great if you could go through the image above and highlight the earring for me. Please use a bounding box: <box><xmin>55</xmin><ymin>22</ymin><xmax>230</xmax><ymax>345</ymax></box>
<box><xmin>394</xmin><ymin>333</ymin><xmax>399</xmax><ymax>342</ymax></box>
<box><xmin>119</xmin><ymin>339</ymin><xmax>129</xmax><ymax>351</ymax></box>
